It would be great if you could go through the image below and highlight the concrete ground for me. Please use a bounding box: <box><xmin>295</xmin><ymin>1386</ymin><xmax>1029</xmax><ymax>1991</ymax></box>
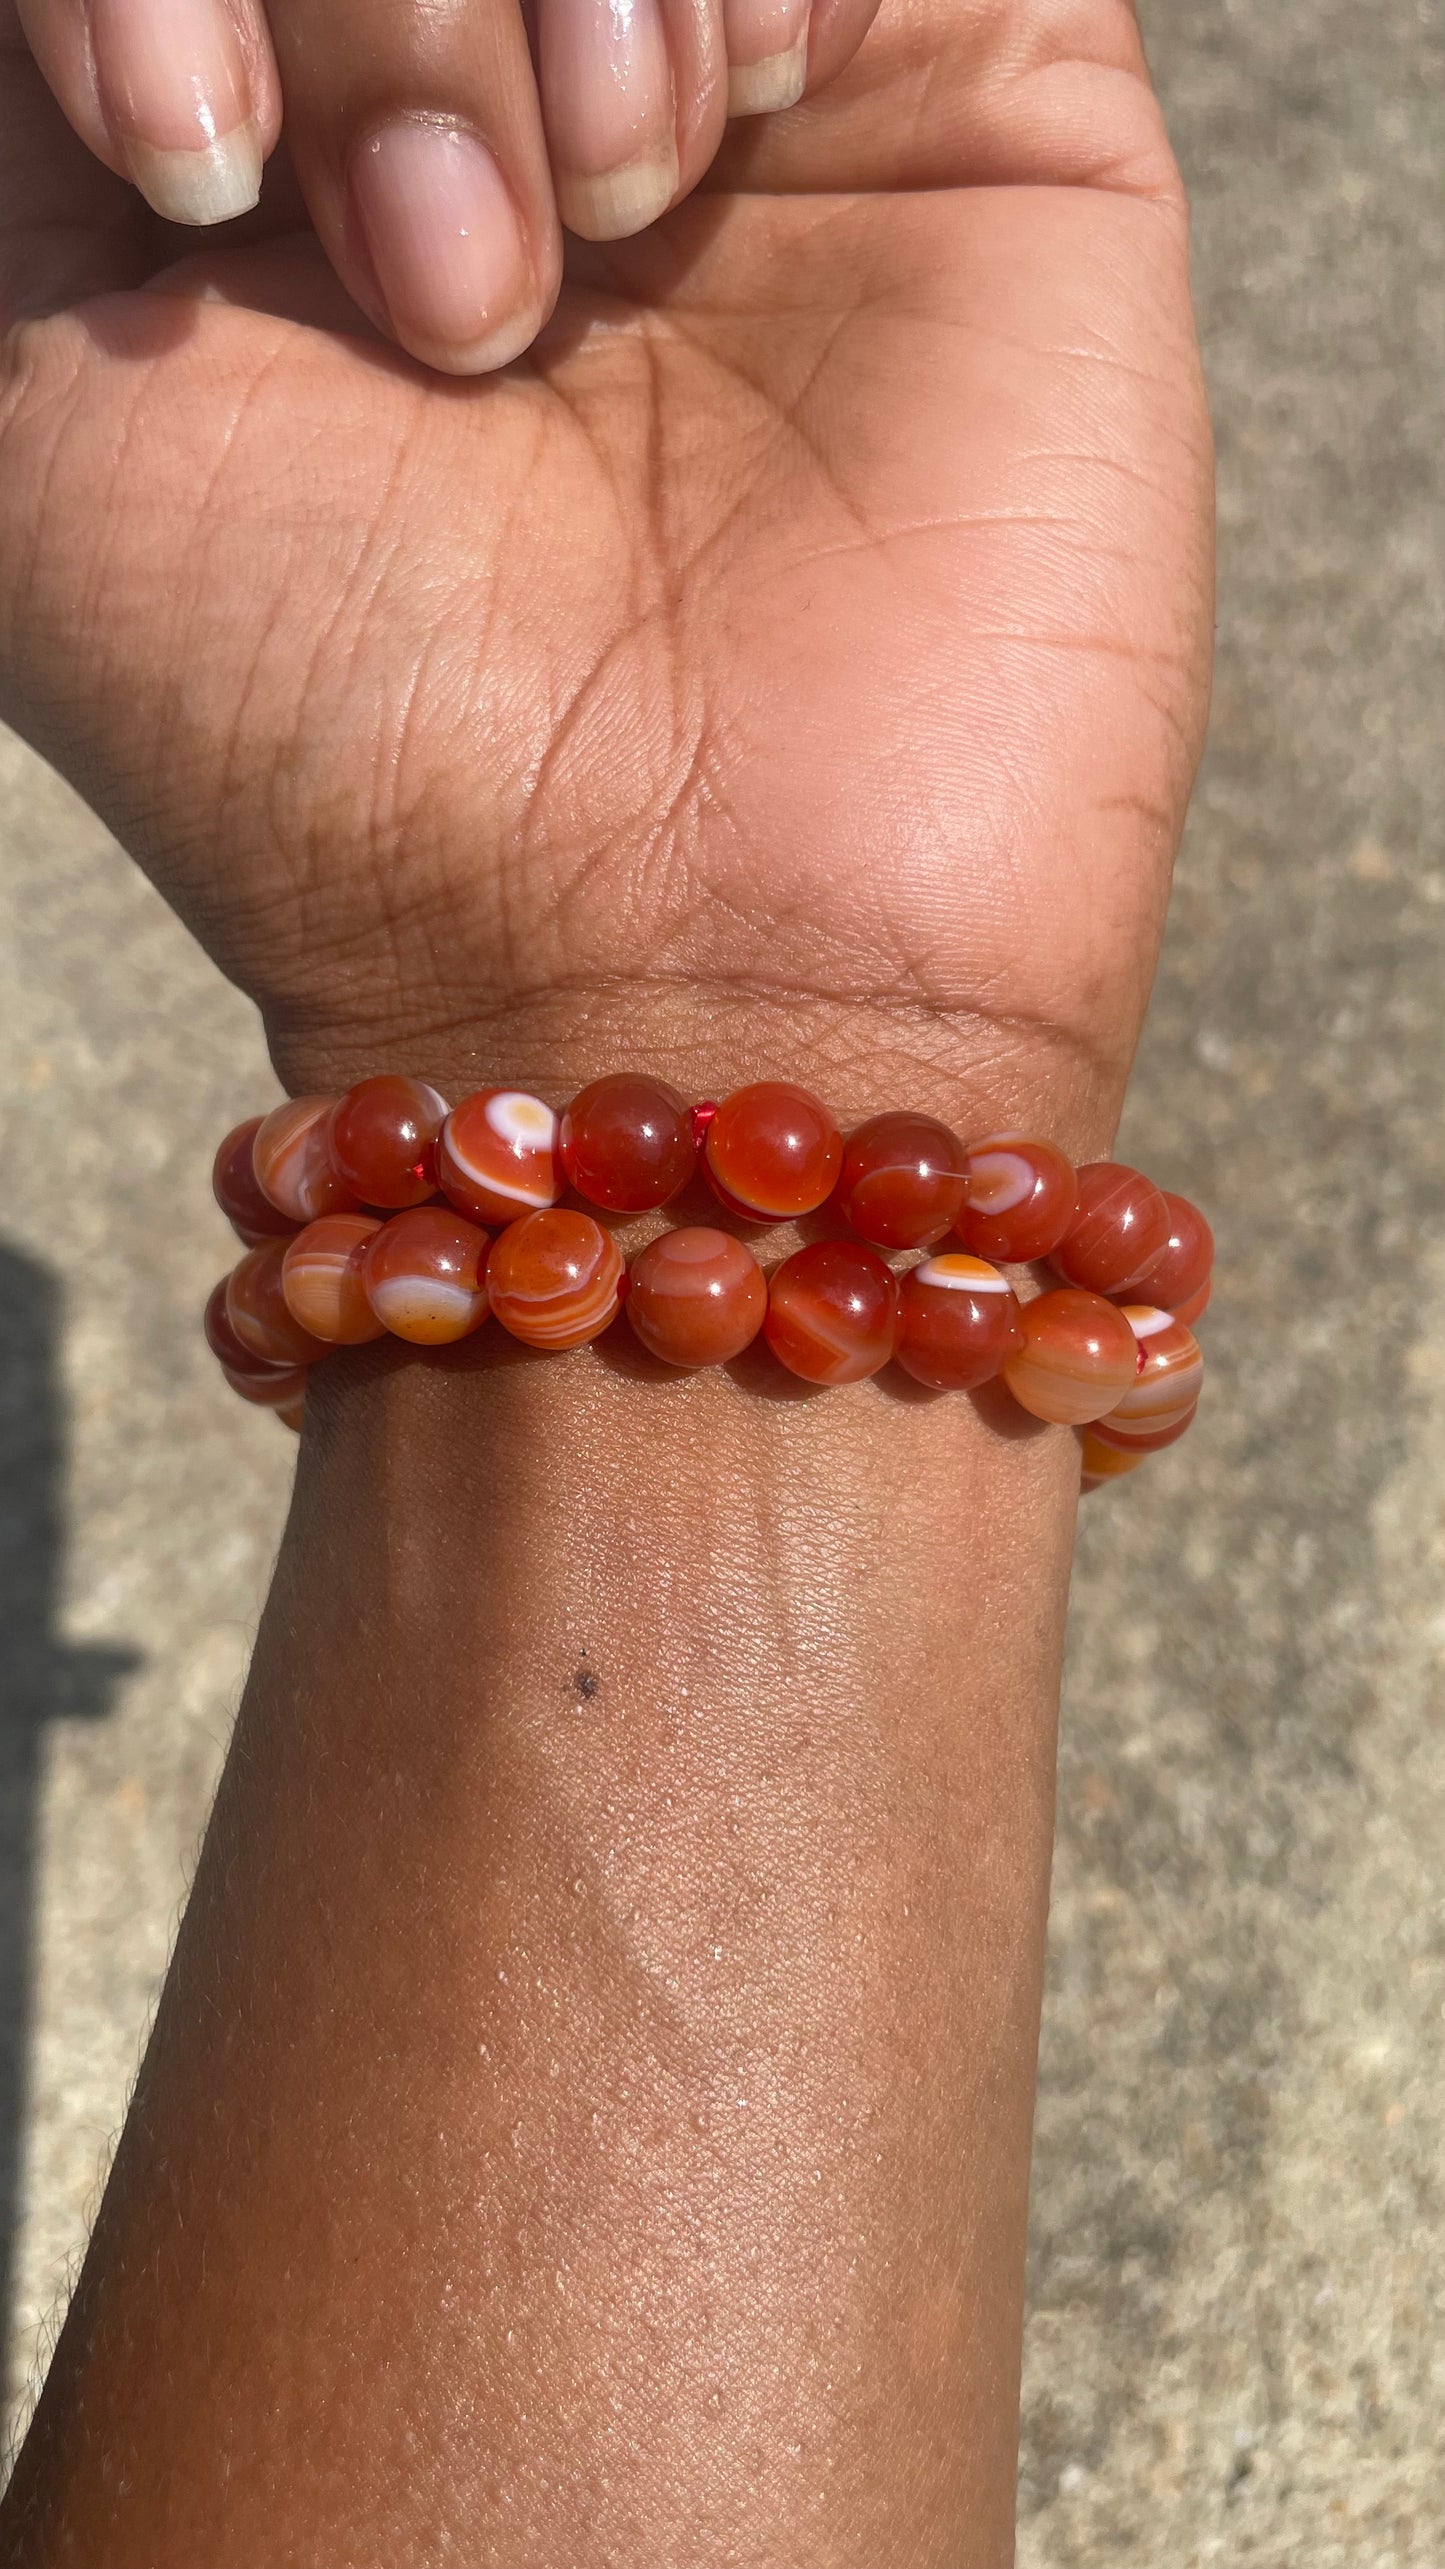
<box><xmin>0</xmin><ymin>1</ymin><xmax>1441</xmax><ymax>2556</ymax></box>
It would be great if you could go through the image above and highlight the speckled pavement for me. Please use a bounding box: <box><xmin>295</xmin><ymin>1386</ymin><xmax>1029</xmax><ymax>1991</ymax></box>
<box><xmin>1</xmin><ymin>2</ymin><xmax>1441</xmax><ymax>2553</ymax></box>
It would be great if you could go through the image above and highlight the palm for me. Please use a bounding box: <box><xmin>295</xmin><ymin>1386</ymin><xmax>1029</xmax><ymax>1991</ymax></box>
<box><xmin>0</xmin><ymin>0</ymin><xmax>1211</xmax><ymax>1116</ymax></box>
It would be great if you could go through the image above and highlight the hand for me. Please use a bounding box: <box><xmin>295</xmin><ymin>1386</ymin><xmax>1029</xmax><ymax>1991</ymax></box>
<box><xmin>0</xmin><ymin>0</ymin><xmax>1213</xmax><ymax>1138</ymax></box>
<box><xmin>12</xmin><ymin>0</ymin><xmax>883</xmax><ymax>367</ymax></box>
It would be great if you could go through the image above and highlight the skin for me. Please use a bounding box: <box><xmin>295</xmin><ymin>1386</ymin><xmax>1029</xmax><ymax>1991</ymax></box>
<box><xmin>0</xmin><ymin>1</ymin><xmax>1214</xmax><ymax>2558</ymax></box>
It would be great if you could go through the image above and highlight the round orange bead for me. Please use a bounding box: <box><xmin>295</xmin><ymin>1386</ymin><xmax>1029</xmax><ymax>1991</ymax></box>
<box><xmin>488</xmin><ymin>1209</ymin><xmax>624</xmax><ymax>1350</ymax></box>
<box><xmin>281</xmin><ymin>1216</ymin><xmax>386</xmax><ymax>1345</ymax></box>
<box><xmin>437</xmin><ymin>1089</ymin><xmax>563</xmax><ymax>1226</ymax></box>
<box><xmin>1139</xmin><ymin>1191</ymin><xmax>1214</xmax><ymax>1315</ymax></box>
<box><xmin>836</xmin><ymin>1112</ymin><xmax>968</xmax><ymax>1250</ymax></box>
<box><xmin>1090</xmin><ymin>1402</ymin><xmax>1200</xmax><ymax>1459</ymax></box>
<box><xmin>560</xmin><ymin>1075</ymin><xmax>696</xmax><ymax>1212</ymax></box>
<box><xmin>1170</xmin><ymin>1275</ymin><xmax>1212</xmax><ymax>1329</ymax></box>
<box><xmin>212</xmin><ymin>1117</ymin><xmax>297</xmax><ymax>1247</ymax></box>
<box><xmin>225</xmin><ymin>1242</ymin><xmax>331</xmax><ymax>1370</ymax></box>
<box><xmin>221</xmin><ymin>1358</ymin><xmax>311</xmax><ymax>1413</ymax></box>
<box><xmin>327</xmin><ymin>1075</ymin><xmax>449</xmax><ymax>1209</ymax></box>
<box><xmin>1078</xmin><ymin>1429</ymin><xmax>1147</xmax><ymax>1489</ymax></box>
<box><xmin>626</xmin><ymin>1228</ymin><xmax>766</xmax><ymax>1368</ymax></box>
<box><xmin>1002</xmin><ymin>1289</ymin><xmax>1138</xmax><ymax>1426</ymax></box>
<box><xmin>252</xmin><ymin>1096</ymin><xmax>358</xmax><ymax>1224</ymax></box>
<box><xmin>764</xmin><ymin>1242</ymin><xmax>900</xmax><ymax>1385</ymax></box>
<box><xmin>704</xmin><ymin>1081</ymin><xmax>842</xmax><ymax>1221</ymax></box>
<box><xmin>894</xmin><ymin>1253</ymin><xmax>1024</xmax><ymax>1390</ymax></box>
<box><xmin>362</xmin><ymin>1208</ymin><xmax>492</xmax><ymax>1344</ymax></box>
<box><xmin>954</xmin><ymin>1135</ymin><xmax>1078</xmax><ymax>1264</ymax></box>
<box><xmin>1098</xmin><ymin>1306</ymin><xmax>1203</xmax><ymax>1444</ymax></box>
<box><xmin>1051</xmin><ymin>1162</ymin><xmax>1170</xmax><ymax>1297</ymax></box>
<box><xmin>203</xmin><ymin>1276</ymin><xmax>293</xmax><ymax>1379</ymax></box>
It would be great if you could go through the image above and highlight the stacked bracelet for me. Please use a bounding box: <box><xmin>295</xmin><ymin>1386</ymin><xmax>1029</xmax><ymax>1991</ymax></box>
<box><xmin>207</xmin><ymin>1076</ymin><xmax>1213</xmax><ymax>1490</ymax></box>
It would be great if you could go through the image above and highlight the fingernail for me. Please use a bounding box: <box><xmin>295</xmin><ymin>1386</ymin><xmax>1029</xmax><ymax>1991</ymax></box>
<box><xmin>90</xmin><ymin>0</ymin><xmax>262</xmax><ymax>225</ymax></box>
<box><xmin>540</xmin><ymin>0</ymin><xmax>678</xmax><ymax>241</ymax></box>
<box><xmin>724</xmin><ymin>0</ymin><xmax>810</xmax><ymax>118</ymax></box>
<box><xmin>349</xmin><ymin>122</ymin><xmax>532</xmax><ymax>375</ymax></box>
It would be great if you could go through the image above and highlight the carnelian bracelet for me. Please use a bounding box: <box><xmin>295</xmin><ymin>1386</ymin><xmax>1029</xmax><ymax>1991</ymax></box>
<box><xmin>206</xmin><ymin>1076</ymin><xmax>1213</xmax><ymax>1489</ymax></box>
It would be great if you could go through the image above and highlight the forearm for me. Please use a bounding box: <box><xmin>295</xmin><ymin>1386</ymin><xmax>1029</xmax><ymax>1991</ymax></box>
<box><xmin>2</xmin><ymin>1252</ymin><xmax>1078</xmax><ymax>2565</ymax></box>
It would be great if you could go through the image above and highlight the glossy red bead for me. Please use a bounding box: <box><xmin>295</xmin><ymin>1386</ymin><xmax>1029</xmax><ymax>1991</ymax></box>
<box><xmin>1078</xmin><ymin>1429</ymin><xmax>1147</xmax><ymax>1489</ymax></box>
<box><xmin>327</xmin><ymin>1075</ymin><xmax>449</xmax><ymax>1209</ymax></box>
<box><xmin>281</xmin><ymin>1215</ymin><xmax>386</xmax><ymax>1345</ymax></box>
<box><xmin>1138</xmin><ymin>1191</ymin><xmax>1214</xmax><ymax>1315</ymax></box>
<box><xmin>626</xmin><ymin>1228</ymin><xmax>767</xmax><ymax>1368</ymax></box>
<box><xmin>203</xmin><ymin>1275</ymin><xmax>293</xmax><ymax>1379</ymax></box>
<box><xmin>1090</xmin><ymin>1402</ymin><xmax>1200</xmax><ymax>1459</ymax></box>
<box><xmin>764</xmin><ymin>1242</ymin><xmax>900</xmax><ymax>1385</ymax></box>
<box><xmin>488</xmin><ymin>1209</ymin><xmax>624</xmax><ymax>1349</ymax></box>
<box><xmin>1003</xmin><ymin>1289</ymin><xmax>1139</xmax><ymax>1426</ymax></box>
<box><xmin>212</xmin><ymin>1117</ymin><xmax>297</xmax><ymax>1246</ymax></box>
<box><xmin>252</xmin><ymin>1095</ymin><xmax>358</xmax><ymax>1224</ymax></box>
<box><xmin>1171</xmin><ymin>1275</ymin><xmax>1212</xmax><ymax>1329</ymax></box>
<box><xmin>225</xmin><ymin>1241</ymin><xmax>331</xmax><ymax>1369</ymax></box>
<box><xmin>363</xmin><ymin>1208</ymin><xmax>492</xmax><ymax>1344</ymax></box>
<box><xmin>1098</xmin><ymin>1306</ymin><xmax>1204</xmax><ymax>1445</ymax></box>
<box><xmin>894</xmin><ymin>1253</ymin><xmax>1024</xmax><ymax>1391</ymax></box>
<box><xmin>560</xmin><ymin>1074</ymin><xmax>696</xmax><ymax>1212</ymax></box>
<box><xmin>221</xmin><ymin>1358</ymin><xmax>311</xmax><ymax>1413</ymax></box>
<box><xmin>953</xmin><ymin>1136</ymin><xmax>1078</xmax><ymax>1264</ymax></box>
<box><xmin>437</xmin><ymin>1089</ymin><xmax>563</xmax><ymax>1225</ymax></box>
<box><xmin>836</xmin><ymin>1112</ymin><xmax>968</xmax><ymax>1251</ymax></box>
<box><xmin>1051</xmin><ymin>1162</ymin><xmax>1170</xmax><ymax>1296</ymax></box>
<box><xmin>703</xmin><ymin>1081</ymin><xmax>842</xmax><ymax>1221</ymax></box>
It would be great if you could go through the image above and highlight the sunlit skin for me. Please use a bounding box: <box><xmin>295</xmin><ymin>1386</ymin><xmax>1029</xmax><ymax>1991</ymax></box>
<box><xmin>0</xmin><ymin>5</ymin><xmax>1213</xmax><ymax>2562</ymax></box>
<box><xmin>0</xmin><ymin>1</ymin><xmax>1210</xmax><ymax>1115</ymax></box>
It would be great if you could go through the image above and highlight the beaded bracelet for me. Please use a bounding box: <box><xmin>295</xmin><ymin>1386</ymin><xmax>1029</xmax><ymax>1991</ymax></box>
<box><xmin>207</xmin><ymin>1076</ymin><xmax>1213</xmax><ymax>1490</ymax></box>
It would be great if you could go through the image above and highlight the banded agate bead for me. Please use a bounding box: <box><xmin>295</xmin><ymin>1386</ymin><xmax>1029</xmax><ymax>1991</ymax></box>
<box><xmin>1052</xmin><ymin>1163</ymin><xmax>1170</xmax><ymax>1297</ymax></box>
<box><xmin>212</xmin><ymin>1118</ymin><xmax>297</xmax><ymax>1247</ymax></box>
<box><xmin>253</xmin><ymin>1096</ymin><xmax>358</xmax><ymax>1224</ymax></box>
<box><xmin>703</xmin><ymin>1082</ymin><xmax>842</xmax><ymax>1221</ymax></box>
<box><xmin>1091</xmin><ymin>1405</ymin><xmax>1199</xmax><ymax>1458</ymax></box>
<box><xmin>1140</xmin><ymin>1192</ymin><xmax>1214</xmax><ymax>1317</ymax></box>
<box><xmin>225</xmin><ymin>1241</ymin><xmax>331</xmax><ymax>1369</ymax></box>
<box><xmin>488</xmin><ymin>1210</ymin><xmax>624</xmax><ymax>1350</ymax></box>
<box><xmin>437</xmin><ymin>1090</ymin><xmax>563</xmax><ymax>1226</ymax></box>
<box><xmin>1171</xmin><ymin>1276</ymin><xmax>1212</xmax><ymax>1329</ymax></box>
<box><xmin>281</xmin><ymin>1215</ymin><xmax>386</xmax><ymax>1345</ymax></box>
<box><xmin>560</xmin><ymin>1075</ymin><xmax>696</xmax><ymax>1212</ymax></box>
<box><xmin>1098</xmin><ymin>1306</ymin><xmax>1203</xmax><ymax>1445</ymax></box>
<box><xmin>1002</xmin><ymin>1289</ymin><xmax>1138</xmax><ymax>1426</ymax></box>
<box><xmin>626</xmin><ymin>1228</ymin><xmax>766</xmax><ymax>1367</ymax></box>
<box><xmin>327</xmin><ymin>1076</ymin><xmax>449</xmax><ymax>1209</ymax></box>
<box><xmin>836</xmin><ymin>1113</ymin><xmax>968</xmax><ymax>1251</ymax></box>
<box><xmin>204</xmin><ymin>1276</ymin><xmax>293</xmax><ymax>1380</ymax></box>
<box><xmin>1078</xmin><ymin>1429</ymin><xmax>1146</xmax><ymax>1489</ymax></box>
<box><xmin>954</xmin><ymin>1136</ymin><xmax>1077</xmax><ymax>1265</ymax></box>
<box><xmin>363</xmin><ymin>1208</ymin><xmax>492</xmax><ymax>1344</ymax></box>
<box><xmin>764</xmin><ymin>1242</ymin><xmax>899</xmax><ymax>1385</ymax></box>
<box><xmin>894</xmin><ymin>1254</ymin><xmax>1023</xmax><ymax>1391</ymax></box>
<box><xmin>222</xmin><ymin>1358</ymin><xmax>311</xmax><ymax>1413</ymax></box>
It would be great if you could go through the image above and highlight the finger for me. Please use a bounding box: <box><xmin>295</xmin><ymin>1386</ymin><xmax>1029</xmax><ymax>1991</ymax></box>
<box><xmin>15</xmin><ymin>0</ymin><xmax>282</xmax><ymax>227</ymax></box>
<box><xmin>260</xmin><ymin>0</ymin><xmax>561</xmax><ymax>374</ymax></box>
<box><xmin>534</xmin><ymin>0</ymin><xmax>726</xmax><ymax>242</ymax></box>
<box><xmin>723</xmin><ymin>0</ymin><xmax>879</xmax><ymax>120</ymax></box>
<box><xmin>709</xmin><ymin>0</ymin><xmax>1178</xmax><ymax>199</ymax></box>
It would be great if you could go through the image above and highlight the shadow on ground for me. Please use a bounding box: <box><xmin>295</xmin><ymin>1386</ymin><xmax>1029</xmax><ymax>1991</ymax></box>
<box><xmin>0</xmin><ymin>1243</ymin><xmax>138</xmax><ymax>2363</ymax></box>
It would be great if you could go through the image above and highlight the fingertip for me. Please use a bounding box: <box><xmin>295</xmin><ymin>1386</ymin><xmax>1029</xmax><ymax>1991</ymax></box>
<box><xmin>726</xmin><ymin>37</ymin><xmax>808</xmax><ymax>119</ymax></box>
<box><xmin>554</xmin><ymin>143</ymin><xmax>678</xmax><ymax>242</ymax></box>
<box><xmin>346</xmin><ymin>118</ymin><xmax>556</xmax><ymax>375</ymax></box>
<box><xmin>125</xmin><ymin>120</ymin><xmax>263</xmax><ymax>225</ymax></box>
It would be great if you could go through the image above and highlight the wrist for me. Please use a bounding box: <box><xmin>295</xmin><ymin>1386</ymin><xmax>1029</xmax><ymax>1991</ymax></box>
<box><xmin>259</xmin><ymin>977</ymin><xmax>1131</xmax><ymax>1171</ymax></box>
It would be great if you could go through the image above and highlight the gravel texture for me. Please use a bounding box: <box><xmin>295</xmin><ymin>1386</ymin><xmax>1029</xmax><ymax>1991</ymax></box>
<box><xmin>0</xmin><ymin>0</ymin><xmax>1441</xmax><ymax>2551</ymax></box>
